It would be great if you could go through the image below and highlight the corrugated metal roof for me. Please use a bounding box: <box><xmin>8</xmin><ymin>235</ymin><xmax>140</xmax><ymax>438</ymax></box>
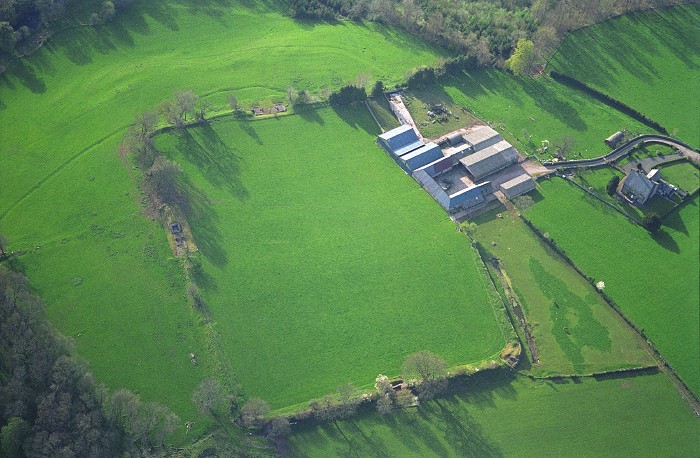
<box><xmin>449</xmin><ymin>182</ymin><xmax>492</xmax><ymax>209</ymax></box>
<box><xmin>400</xmin><ymin>142</ymin><xmax>444</xmax><ymax>171</ymax></box>
<box><xmin>463</xmin><ymin>126</ymin><xmax>502</xmax><ymax>150</ymax></box>
<box><xmin>500</xmin><ymin>174</ymin><xmax>535</xmax><ymax>199</ymax></box>
<box><xmin>460</xmin><ymin>140</ymin><xmax>518</xmax><ymax>180</ymax></box>
<box><xmin>378</xmin><ymin>125</ymin><xmax>423</xmax><ymax>157</ymax></box>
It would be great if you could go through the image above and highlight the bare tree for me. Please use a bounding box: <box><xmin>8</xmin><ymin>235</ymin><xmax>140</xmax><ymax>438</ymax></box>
<box><xmin>174</xmin><ymin>89</ymin><xmax>199</xmax><ymax>122</ymax></box>
<box><xmin>192</xmin><ymin>378</ymin><xmax>225</xmax><ymax>417</ymax></box>
<box><xmin>240</xmin><ymin>398</ymin><xmax>269</xmax><ymax>428</ymax></box>
<box><xmin>144</xmin><ymin>156</ymin><xmax>181</xmax><ymax>205</ymax></box>
<box><xmin>134</xmin><ymin>110</ymin><xmax>158</xmax><ymax>139</ymax></box>
<box><xmin>403</xmin><ymin>350</ymin><xmax>446</xmax><ymax>381</ymax></box>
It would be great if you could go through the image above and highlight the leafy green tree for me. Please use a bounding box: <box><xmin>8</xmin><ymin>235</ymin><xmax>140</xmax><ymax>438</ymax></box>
<box><xmin>643</xmin><ymin>213</ymin><xmax>662</xmax><ymax>233</ymax></box>
<box><xmin>606</xmin><ymin>175</ymin><xmax>620</xmax><ymax>196</ymax></box>
<box><xmin>505</xmin><ymin>38</ymin><xmax>537</xmax><ymax>76</ymax></box>
<box><xmin>1</xmin><ymin>417</ymin><xmax>30</xmax><ymax>458</ymax></box>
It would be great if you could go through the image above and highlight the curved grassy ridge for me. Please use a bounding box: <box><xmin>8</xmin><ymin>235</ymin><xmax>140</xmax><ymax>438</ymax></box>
<box><xmin>288</xmin><ymin>370</ymin><xmax>700</xmax><ymax>457</ymax></box>
<box><xmin>0</xmin><ymin>0</ymin><xmax>447</xmax><ymax>428</ymax></box>
<box><xmin>525</xmin><ymin>179</ymin><xmax>700</xmax><ymax>395</ymax></box>
<box><xmin>550</xmin><ymin>3</ymin><xmax>700</xmax><ymax>147</ymax></box>
<box><xmin>154</xmin><ymin>106</ymin><xmax>510</xmax><ymax>410</ymax></box>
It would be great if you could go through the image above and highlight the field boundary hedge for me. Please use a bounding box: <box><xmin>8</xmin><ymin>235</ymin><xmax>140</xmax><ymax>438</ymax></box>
<box><xmin>549</xmin><ymin>71</ymin><xmax>668</xmax><ymax>135</ymax></box>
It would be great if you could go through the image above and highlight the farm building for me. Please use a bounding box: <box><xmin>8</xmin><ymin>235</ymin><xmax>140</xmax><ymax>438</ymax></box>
<box><xmin>413</xmin><ymin>169</ymin><xmax>492</xmax><ymax>211</ymax></box>
<box><xmin>463</xmin><ymin>125</ymin><xmax>503</xmax><ymax>151</ymax></box>
<box><xmin>619</xmin><ymin>170</ymin><xmax>657</xmax><ymax>205</ymax></box>
<box><xmin>605</xmin><ymin>131</ymin><xmax>624</xmax><ymax>147</ymax></box>
<box><xmin>399</xmin><ymin>142</ymin><xmax>443</xmax><ymax>172</ymax></box>
<box><xmin>378</xmin><ymin>124</ymin><xmax>423</xmax><ymax>158</ymax></box>
<box><xmin>500</xmin><ymin>174</ymin><xmax>535</xmax><ymax>199</ymax></box>
<box><xmin>446</xmin><ymin>132</ymin><xmax>465</xmax><ymax>146</ymax></box>
<box><xmin>460</xmin><ymin>140</ymin><xmax>519</xmax><ymax>180</ymax></box>
<box><xmin>449</xmin><ymin>182</ymin><xmax>493</xmax><ymax>209</ymax></box>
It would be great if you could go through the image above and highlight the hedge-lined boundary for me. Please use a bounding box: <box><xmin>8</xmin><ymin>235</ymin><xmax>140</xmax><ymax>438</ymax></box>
<box><xmin>549</xmin><ymin>71</ymin><xmax>668</xmax><ymax>135</ymax></box>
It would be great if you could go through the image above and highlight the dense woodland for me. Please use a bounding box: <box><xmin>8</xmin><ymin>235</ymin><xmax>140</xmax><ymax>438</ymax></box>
<box><xmin>0</xmin><ymin>265</ymin><xmax>179</xmax><ymax>457</ymax></box>
<box><xmin>0</xmin><ymin>0</ymin><xmax>693</xmax><ymax>63</ymax></box>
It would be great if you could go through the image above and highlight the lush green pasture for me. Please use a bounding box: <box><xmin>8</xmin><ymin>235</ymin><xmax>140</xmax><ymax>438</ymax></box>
<box><xmin>404</xmin><ymin>69</ymin><xmax>650</xmax><ymax>159</ymax></box>
<box><xmin>550</xmin><ymin>4</ymin><xmax>700</xmax><ymax>146</ymax></box>
<box><xmin>287</xmin><ymin>370</ymin><xmax>700</xmax><ymax>457</ymax></box>
<box><xmin>525</xmin><ymin>179</ymin><xmax>700</xmax><ymax>394</ymax></box>
<box><xmin>473</xmin><ymin>208</ymin><xmax>653</xmax><ymax>376</ymax></box>
<box><xmin>660</xmin><ymin>161</ymin><xmax>700</xmax><ymax>193</ymax></box>
<box><xmin>0</xmin><ymin>0</ymin><xmax>447</xmax><ymax>428</ymax></box>
<box><xmin>154</xmin><ymin>106</ymin><xmax>510</xmax><ymax>410</ymax></box>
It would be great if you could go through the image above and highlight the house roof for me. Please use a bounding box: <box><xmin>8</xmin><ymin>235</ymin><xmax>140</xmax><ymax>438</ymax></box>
<box><xmin>378</xmin><ymin>125</ymin><xmax>423</xmax><ymax>157</ymax></box>
<box><xmin>460</xmin><ymin>140</ymin><xmax>519</xmax><ymax>180</ymax></box>
<box><xmin>621</xmin><ymin>170</ymin><xmax>656</xmax><ymax>202</ymax></box>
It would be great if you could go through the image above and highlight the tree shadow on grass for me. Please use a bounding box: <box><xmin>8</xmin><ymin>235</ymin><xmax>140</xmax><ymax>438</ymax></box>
<box><xmin>238</xmin><ymin>119</ymin><xmax>263</xmax><ymax>145</ymax></box>
<box><xmin>6</xmin><ymin>58</ymin><xmax>46</xmax><ymax>93</ymax></box>
<box><xmin>175</xmin><ymin>126</ymin><xmax>249</xmax><ymax>200</ymax></box>
<box><xmin>332</xmin><ymin>104</ymin><xmax>379</xmax><ymax>136</ymax></box>
<box><xmin>650</xmin><ymin>228</ymin><xmax>680</xmax><ymax>254</ymax></box>
<box><xmin>179</xmin><ymin>175</ymin><xmax>228</xmax><ymax>269</ymax></box>
<box><xmin>520</xmin><ymin>77</ymin><xmax>586</xmax><ymax>132</ymax></box>
<box><xmin>294</xmin><ymin>104</ymin><xmax>325</xmax><ymax>125</ymax></box>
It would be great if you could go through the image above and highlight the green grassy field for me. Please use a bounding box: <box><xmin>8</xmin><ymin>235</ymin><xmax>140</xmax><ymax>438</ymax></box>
<box><xmin>550</xmin><ymin>4</ymin><xmax>700</xmax><ymax>147</ymax></box>
<box><xmin>404</xmin><ymin>69</ymin><xmax>650</xmax><ymax>159</ymax></box>
<box><xmin>287</xmin><ymin>370</ymin><xmax>700</xmax><ymax>457</ymax></box>
<box><xmin>154</xmin><ymin>106</ymin><xmax>511</xmax><ymax>410</ymax></box>
<box><xmin>0</xmin><ymin>0</ymin><xmax>447</xmax><ymax>430</ymax></box>
<box><xmin>473</xmin><ymin>207</ymin><xmax>653</xmax><ymax>376</ymax></box>
<box><xmin>660</xmin><ymin>161</ymin><xmax>700</xmax><ymax>193</ymax></box>
<box><xmin>524</xmin><ymin>178</ymin><xmax>700</xmax><ymax>395</ymax></box>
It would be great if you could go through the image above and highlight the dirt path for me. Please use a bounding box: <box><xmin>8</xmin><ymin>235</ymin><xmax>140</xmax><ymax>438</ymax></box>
<box><xmin>386</xmin><ymin>92</ymin><xmax>423</xmax><ymax>140</ymax></box>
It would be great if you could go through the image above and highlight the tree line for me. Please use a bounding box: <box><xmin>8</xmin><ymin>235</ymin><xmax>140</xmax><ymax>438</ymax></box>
<box><xmin>0</xmin><ymin>265</ymin><xmax>179</xmax><ymax>457</ymax></box>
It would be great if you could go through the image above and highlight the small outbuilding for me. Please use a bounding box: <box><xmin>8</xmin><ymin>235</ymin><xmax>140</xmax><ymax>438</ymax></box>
<box><xmin>605</xmin><ymin>131</ymin><xmax>624</xmax><ymax>148</ymax></box>
<box><xmin>500</xmin><ymin>174</ymin><xmax>535</xmax><ymax>200</ymax></box>
<box><xmin>446</xmin><ymin>132</ymin><xmax>465</xmax><ymax>147</ymax></box>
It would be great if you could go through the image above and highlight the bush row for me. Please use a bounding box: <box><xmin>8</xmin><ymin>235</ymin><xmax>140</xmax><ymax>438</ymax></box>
<box><xmin>549</xmin><ymin>71</ymin><xmax>668</xmax><ymax>135</ymax></box>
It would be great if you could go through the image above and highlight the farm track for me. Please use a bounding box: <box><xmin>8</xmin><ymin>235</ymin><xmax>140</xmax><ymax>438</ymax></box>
<box><xmin>0</xmin><ymin>126</ymin><xmax>127</xmax><ymax>222</ymax></box>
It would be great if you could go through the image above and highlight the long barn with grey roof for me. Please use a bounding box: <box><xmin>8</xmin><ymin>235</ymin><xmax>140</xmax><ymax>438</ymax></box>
<box><xmin>460</xmin><ymin>140</ymin><xmax>519</xmax><ymax>180</ymax></box>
